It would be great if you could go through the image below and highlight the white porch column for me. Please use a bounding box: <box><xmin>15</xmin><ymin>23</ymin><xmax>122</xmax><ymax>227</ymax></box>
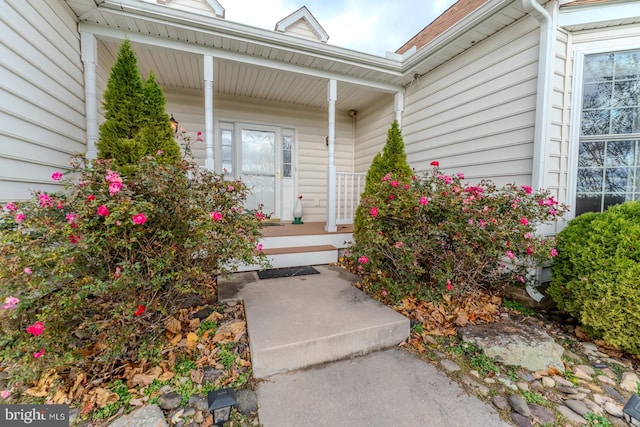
<box><xmin>204</xmin><ymin>55</ymin><xmax>214</xmax><ymax>170</ymax></box>
<box><xmin>81</xmin><ymin>32</ymin><xmax>99</xmax><ymax>159</ymax></box>
<box><xmin>325</xmin><ymin>79</ymin><xmax>338</xmax><ymax>232</ymax></box>
<box><xmin>394</xmin><ymin>91</ymin><xmax>404</xmax><ymax>128</ymax></box>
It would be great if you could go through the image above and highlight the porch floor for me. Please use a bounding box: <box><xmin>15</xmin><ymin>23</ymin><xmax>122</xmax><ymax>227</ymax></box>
<box><xmin>260</xmin><ymin>221</ymin><xmax>353</xmax><ymax>238</ymax></box>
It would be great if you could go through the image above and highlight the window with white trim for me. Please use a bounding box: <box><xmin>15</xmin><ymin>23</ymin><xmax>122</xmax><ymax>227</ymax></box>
<box><xmin>576</xmin><ymin>49</ymin><xmax>640</xmax><ymax>215</ymax></box>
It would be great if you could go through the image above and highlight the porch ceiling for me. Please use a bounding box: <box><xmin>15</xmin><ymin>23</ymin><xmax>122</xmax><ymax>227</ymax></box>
<box><xmin>97</xmin><ymin>40</ymin><xmax>391</xmax><ymax>112</ymax></box>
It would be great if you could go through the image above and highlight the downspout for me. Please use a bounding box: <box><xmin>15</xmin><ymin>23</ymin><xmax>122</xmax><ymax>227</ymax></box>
<box><xmin>520</xmin><ymin>0</ymin><xmax>553</xmax><ymax>191</ymax></box>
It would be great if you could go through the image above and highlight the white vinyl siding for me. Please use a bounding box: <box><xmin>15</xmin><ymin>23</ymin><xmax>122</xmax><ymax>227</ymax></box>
<box><xmin>353</xmin><ymin>94</ymin><xmax>395</xmax><ymax>173</ymax></box>
<box><xmin>165</xmin><ymin>89</ymin><xmax>353</xmax><ymax>223</ymax></box>
<box><xmin>401</xmin><ymin>15</ymin><xmax>540</xmax><ymax>187</ymax></box>
<box><xmin>0</xmin><ymin>0</ymin><xmax>85</xmax><ymax>202</ymax></box>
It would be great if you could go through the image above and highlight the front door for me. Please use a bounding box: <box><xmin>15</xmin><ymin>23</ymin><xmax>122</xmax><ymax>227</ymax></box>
<box><xmin>239</xmin><ymin>125</ymin><xmax>281</xmax><ymax>218</ymax></box>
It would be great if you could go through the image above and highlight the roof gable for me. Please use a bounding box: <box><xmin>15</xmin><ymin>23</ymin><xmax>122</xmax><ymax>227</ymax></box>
<box><xmin>275</xmin><ymin>6</ymin><xmax>329</xmax><ymax>43</ymax></box>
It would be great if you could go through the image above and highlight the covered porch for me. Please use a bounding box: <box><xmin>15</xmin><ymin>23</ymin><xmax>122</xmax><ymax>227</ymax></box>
<box><xmin>71</xmin><ymin>0</ymin><xmax>411</xmax><ymax>233</ymax></box>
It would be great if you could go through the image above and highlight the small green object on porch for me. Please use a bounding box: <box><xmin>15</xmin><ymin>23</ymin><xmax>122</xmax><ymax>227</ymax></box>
<box><xmin>293</xmin><ymin>195</ymin><xmax>304</xmax><ymax>224</ymax></box>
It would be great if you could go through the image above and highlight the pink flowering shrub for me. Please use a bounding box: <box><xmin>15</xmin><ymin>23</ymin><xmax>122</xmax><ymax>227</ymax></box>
<box><xmin>351</xmin><ymin>163</ymin><xmax>567</xmax><ymax>303</ymax></box>
<box><xmin>0</xmin><ymin>154</ymin><xmax>268</xmax><ymax>382</ymax></box>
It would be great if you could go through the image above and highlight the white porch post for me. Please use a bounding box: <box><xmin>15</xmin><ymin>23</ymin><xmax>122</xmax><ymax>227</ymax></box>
<box><xmin>204</xmin><ymin>55</ymin><xmax>214</xmax><ymax>170</ymax></box>
<box><xmin>325</xmin><ymin>79</ymin><xmax>338</xmax><ymax>232</ymax></box>
<box><xmin>81</xmin><ymin>32</ymin><xmax>99</xmax><ymax>159</ymax></box>
<box><xmin>394</xmin><ymin>91</ymin><xmax>404</xmax><ymax>128</ymax></box>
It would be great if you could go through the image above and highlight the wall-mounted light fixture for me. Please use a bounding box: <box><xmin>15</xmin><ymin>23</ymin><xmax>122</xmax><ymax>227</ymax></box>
<box><xmin>169</xmin><ymin>114</ymin><xmax>179</xmax><ymax>134</ymax></box>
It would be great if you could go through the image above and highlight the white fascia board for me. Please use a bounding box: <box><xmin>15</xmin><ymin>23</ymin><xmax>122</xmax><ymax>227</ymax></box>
<box><xmin>96</xmin><ymin>0</ymin><xmax>402</xmax><ymax>71</ymax></box>
<box><xmin>79</xmin><ymin>22</ymin><xmax>403</xmax><ymax>93</ymax></box>
<box><xmin>402</xmin><ymin>0</ymin><xmax>515</xmax><ymax>78</ymax></box>
<box><xmin>559</xmin><ymin>2</ymin><xmax>640</xmax><ymax>28</ymax></box>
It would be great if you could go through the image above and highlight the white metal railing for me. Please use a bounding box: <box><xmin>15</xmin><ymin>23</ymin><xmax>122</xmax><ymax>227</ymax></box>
<box><xmin>336</xmin><ymin>172</ymin><xmax>366</xmax><ymax>224</ymax></box>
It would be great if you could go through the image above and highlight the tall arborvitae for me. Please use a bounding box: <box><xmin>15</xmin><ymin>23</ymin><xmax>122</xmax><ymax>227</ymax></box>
<box><xmin>354</xmin><ymin>120</ymin><xmax>412</xmax><ymax>235</ymax></box>
<box><xmin>97</xmin><ymin>40</ymin><xmax>180</xmax><ymax>175</ymax></box>
<box><xmin>137</xmin><ymin>71</ymin><xmax>181</xmax><ymax>164</ymax></box>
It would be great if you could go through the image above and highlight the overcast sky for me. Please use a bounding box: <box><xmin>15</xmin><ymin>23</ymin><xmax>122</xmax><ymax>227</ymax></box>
<box><xmin>224</xmin><ymin>0</ymin><xmax>459</xmax><ymax>56</ymax></box>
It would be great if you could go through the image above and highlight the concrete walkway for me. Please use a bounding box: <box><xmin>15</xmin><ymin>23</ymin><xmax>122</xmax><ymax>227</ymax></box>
<box><xmin>219</xmin><ymin>265</ymin><xmax>510</xmax><ymax>427</ymax></box>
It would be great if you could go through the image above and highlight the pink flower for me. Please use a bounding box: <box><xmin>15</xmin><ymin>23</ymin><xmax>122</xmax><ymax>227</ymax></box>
<box><xmin>456</xmin><ymin>172</ymin><xmax>465</xmax><ymax>179</ymax></box>
<box><xmin>468</xmin><ymin>219</ymin><xmax>474</xmax><ymax>225</ymax></box>
<box><xmin>520</xmin><ymin>218</ymin><xmax>529</xmax><ymax>226</ymax></box>
<box><xmin>1</xmin><ymin>390</ymin><xmax>11</xmax><ymax>399</ymax></box>
<box><xmin>521</xmin><ymin>185</ymin><xmax>533</xmax><ymax>194</ymax></box>
<box><xmin>15</xmin><ymin>213</ymin><xmax>26</xmax><ymax>223</ymax></box>
<box><xmin>381</xmin><ymin>173</ymin><xmax>391</xmax><ymax>181</ymax></box>
<box><xmin>430</xmin><ymin>161</ymin><xmax>439</xmax><ymax>167</ymax></box>
<box><xmin>97</xmin><ymin>205</ymin><xmax>109</xmax><ymax>217</ymax></box>
<box><xmin>109</xmin><ymin>181</ymin><xmax>123</xmax><ymax>196</ymax></box>
<box><xmin>26</xmin><ymin>321</ymin><xmax>45</xmax><ymax>336</ymax></box>
<box><xmin>23</xmin><ymin>268</ymin><xmax>32</xmax><ymax>275</ymax></box>
<box><xmin>87</xmin><ymin>194</ymin><xmax>95</xmax><ymax>201</ymax></box>
<box><xmin>105</xmin><ymin>170</ymin><xmax>121</xmax><ymax>183</ymax></box>
<box><xmin>394</xmin><ymin>241</ymin><xmax>403</xmax><ymax>248</ymax></box>
<box><xmin>66</xmin><ymin>213</ymin><xmax>78</xmax><ymax>224</ymax></box>
<box><xmin>1</xmin><ymin>296</ymin><xmax>19</xmax><ymax>309</ymax></box>
<box><xmin>518</xmin><ymin>276</ymin><xmax>525</xmax><ymax>283</ymax></box>
<box><xmin>115</xmin><ymin>266</ymin><xmax>122</xmax><ymax>279</ymax></box>
<box><xmin>156</xmin><ymin>150</ymin><xmax>163</xmax><ymax>155</ymax></box>
<box><xmin>255</xmin><ymin>243</ymin><xmax>263</xmax><ymax>253</ymax></box>
<box><xmin>33</xmin><ymin>349</ymin><xmax>45</xmax><ymax>359</ymax></box>
<box><xmin>389</xmin><ymin>194</ymin><xmax>395</xmax><ymax>200</ymax></box>
<box><xmin>526</xmin><ymin>247</ymin><xmax>533</xmax><ymax>255</ymax></box>
<box><xmin>381</xmin><ymin>289</ymin><xmax>388</xmax><ymax>297</ymax></box>
<box><xmin>370</xmin><ymin>207</ymin><xmax>379</xmax><ymax>217</ymax></box>
<box><xmin>550</xmin><ymin>248</ymin><xmax>558</xmax><ymax>257</ymax></box>
<box><xmin>69</xmin><ymin>234</ymin><xmax>81</xmax><ymax>244</ymax></box>
<box><xmin>446</xmin><ymin>279</ymin><xmax>453</xmax><ymax>291</ymax></box>
<box><xmin>478</xmin><ymin>219</ymin><xmax>486</xmax><ymax>228</ymax></box>
<box><xmin>403</xmin><ymin>184</ymin><xmax>410</xmax><ymax>190</ymax></box>
<box><xmin>419</xmin><ymin>197</ymin><xmax>428</xmax><ymax>205</ymax></box>
<box><xmin>255</xmin><ymin>212</ymin><xmax>265</xmax><ymax>221</ymax></box>
<box><xmin>197</xmin><ymin>131</ymin><xmax>203</xmax><ymax>142</ymax></box>
<box><xmin>358</xmin><ymin>256</ymin><xmax>369</xmax><ymax>264</ymax></box>
<box><xmin>38</xmin><ymin>193</ymin><xmax>53</xmax><ymax>208</ymax></box>
<box><xmin>210</xmin><ymin>211</ymin><xmax>223</xmax><ymax>221</ymax></box>
<box><xmin>4</xmin><ymin>202</ymin><xmax>17</xmax><ymax>212</ymax></box>
<box><xmin>132</xmin><ymin>213</ymin><xmax>147</xmax><ymax>225</ymax></box>
<box><xmin>549</xmin><ymin>209</ymin><xmax>557</xmax><ymax>216</ymax></box>
<box><xmin>524</xmin><ymin>232</ymin><xmax>532</xmax><ymax>239</ymax></box>
<box><xmin>390</xmin><ymin>180</ymin><xmax>399</xmax><ymax>187</ymax></box>
<box><xmin>51</xmin><ymin>171</ymin><xmax>63</xmax><ymax>181</ymax></box>
<box><xmin>227</xmin><ymin>185</ymin><xmax>234</xmax><ymax>192</ymax></box>
<box><xmin>506</xmin><ymin>250</ymin><xmax>515</xmax><ymax>259</ymax></box>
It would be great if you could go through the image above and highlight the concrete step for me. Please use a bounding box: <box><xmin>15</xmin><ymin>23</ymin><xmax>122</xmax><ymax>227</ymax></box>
<box><xmin>220</xmin><ymin>265</ymin><xmax>409</xmax><ymax>379</ymax></box>
<box><xmin>236</xmin><ymin>245</ymin><xmax>338</xmax><ymax>271</ymax></box>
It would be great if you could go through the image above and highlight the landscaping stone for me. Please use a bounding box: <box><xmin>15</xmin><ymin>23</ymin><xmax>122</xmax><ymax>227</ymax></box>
<box><xmin>492</xmin><ymin>395</ymin><xmax>509</xmax><ymax>410</ymax></box>
<box><xmin>511</xmin><ymin>412</ymin><xmax>533</xmax><ymax>427</ymax></box>
<box><xmin>188</xmin><ymin>395</ymin><xmax>208</xmax><ymax>413</ymax></box>
<box><xmin>202</xmin><ymin>366</ymin><xmax>223</xmax><ymax>385</ymax></box>
<box><xmin>529</xmin><ymin>403</ymin><xmax>555</xmax><ymax>425</ymax></box>
<box><xmin>516</xmin><ymin>381</ymin><xmax>529</xmax><ymax>391</ymax></box>
<box><xmin>497</xmin><ymin>376</ymin><xmax>518</xmax><ymax>391</ymax></box>
<box><xmin>604</xmin><ymin>401</ymin><xmax>624</xmax><ymax>418</ymax></box>
<box><xmin>108</xmin><ymin>405</ymin><xmax>168</xmax><ymax>427</ymax></box>
<box><xmin>508</xmin><ymin>394</ymin><xmax>531</xmax><ymax>417</ymax></box>
<box><xmin>237</xmin><ymin>389</ymin><xmax>258</xmax><ymax>415</ymax></box>
<box><xmin>620</xmin><ymin>371</ymin><xmax>639</xmax><ymax>393</ymax></box>
<box><xmin>158</xmin><ymin>391</ymin><xmax>182</xmax><ymax>411</ymax></box>
<box><xmin>541</xmin><ymin>376</ymin><xmax>555</xmax><ymax>388</ymax></box>
<box><xmin>460</xmin><ymin>374</ymin><xmax>490</xmax><ymax>396</ymax></box>
<box><xmin>458</xmin><ymin>318</ymin><xmax>564</xmax><ymax>371</ymax></box>
<box><xmin>603</xmin><ymin>384</ymin><xmax>627</xmax><ymax>404</ymax></box>
<box><xmin>565</xmin><ymin>399</ymin><xmax>589</xmax><ymax>416</ymax></box>
<box><xmin>440</xmin><ymin>359</ymin><xmax>461</xmax><ymax>372</ymax></box>
<box><xmin>553</xmin><ymin>375</ymin><xmax>575</xmax><ymax>387</ymax></box>
<box><xmin>556</xmin><ymin>404</ymin><xmax>587</xmax><ymax>425</ymax></box>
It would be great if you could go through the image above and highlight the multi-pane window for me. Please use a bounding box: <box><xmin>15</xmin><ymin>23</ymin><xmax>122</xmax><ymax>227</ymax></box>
<box><xmin>576</xmin><ymin>49</ymin><xmax>640</xmax><ymax>215</ymax></box>
<box><xmin>220</xmin><ymin>123</ymin><xmax>233</xmax><ymax>174</ymax></box>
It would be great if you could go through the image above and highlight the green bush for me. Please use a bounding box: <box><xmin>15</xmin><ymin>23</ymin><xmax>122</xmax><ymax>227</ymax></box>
<box><xmin>349</xmin><ymin>162</ymin><xmax>567</xmax><ymax>303</ymax></box>
<box><xmin>354</xmin><ymin>120</ymin><xmax>412</xmax><ymax>238</ymax></box>
<box><xmin>548</xmin><ymin>201</ymin><xmax>640</xmax><ymax>355</ymax></box>
<box><xmin>0</xmin><ymin>154</ymin><xmax>268</xmax><ymax>383</ymax></box>
<box><xmin>97</xmin><ymin>40</ymin><xmax>181</xmax><ymax>175</ymax></box>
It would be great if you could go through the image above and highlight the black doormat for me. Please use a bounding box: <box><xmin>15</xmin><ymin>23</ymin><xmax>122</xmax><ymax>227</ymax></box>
<box><xmin>258</xmin><ymin>266</ymin><xmax>320</xmax><ymax>280</ymax></box>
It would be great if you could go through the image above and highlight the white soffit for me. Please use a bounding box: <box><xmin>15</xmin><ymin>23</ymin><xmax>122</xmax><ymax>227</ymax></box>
<box><xmin>559</xmin><ymin>1</ymin><xmax>640</xmax><ymax>29</ymax></box>
<box><xmin>275</xmin><ymin>6</ymin><xmax>329</xmax><ymax>43</ymax></box>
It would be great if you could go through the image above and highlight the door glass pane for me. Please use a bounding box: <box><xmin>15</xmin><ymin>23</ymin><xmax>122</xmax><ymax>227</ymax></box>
<box><xmin>221</xmin><ymin>129</ymin><xmax>233</xmax><ymax>174</ymax></box>
<box><xmin>242</xmin><ymin>129</ymin><xmax>276</xmax><ymax>215</ymax></box>
<box><xmin>282</xmin><ymin>135</ymin><xmax>292</xmax><ymax>178</ymax></box>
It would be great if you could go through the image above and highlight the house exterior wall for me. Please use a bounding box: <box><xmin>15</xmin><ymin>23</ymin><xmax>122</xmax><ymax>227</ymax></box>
<box><xmin>401</xmin><ymin>14</ymin><xmax>541</xmax><ymax>188</ymax></box>
<box><xmin>165</xmin><ymin>89</ymin><xmax>354</xmax><ymax>222</ymax></box>
<box><xmin>0</xmin><ymin>0</ymin><xmax>85</xmax><ymax>203</ymax></box>
<box><xmin>353</xmin><ymin>94</ymin><xmax>395</xmax><ymax>173</ymax></box>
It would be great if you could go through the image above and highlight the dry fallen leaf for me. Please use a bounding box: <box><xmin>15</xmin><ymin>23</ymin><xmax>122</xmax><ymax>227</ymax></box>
<box><xmin>25</xmin><ymin>369</ymin><xmax>59</xmax><ymax>397</ymax></box>
<box><xmin>186</xmin><ymin>332</ymin><xmax>199</xmax><ymax>350</ymax></box>
<box><xmin>165</xmin><ymin>316</ymin><xmax>182</xmax><ymax>334</ymax></box>
<box><xmin>92</xmin><ymin>387</ymin><xmax>120</xmax><ymax>408</ymax></box>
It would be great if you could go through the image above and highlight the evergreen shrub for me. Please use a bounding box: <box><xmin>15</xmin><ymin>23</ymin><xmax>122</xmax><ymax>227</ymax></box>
<box><xmin>548</xmin><ymin>201</ymin><xmax>640</xmax><ymax>355</ymax></box>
